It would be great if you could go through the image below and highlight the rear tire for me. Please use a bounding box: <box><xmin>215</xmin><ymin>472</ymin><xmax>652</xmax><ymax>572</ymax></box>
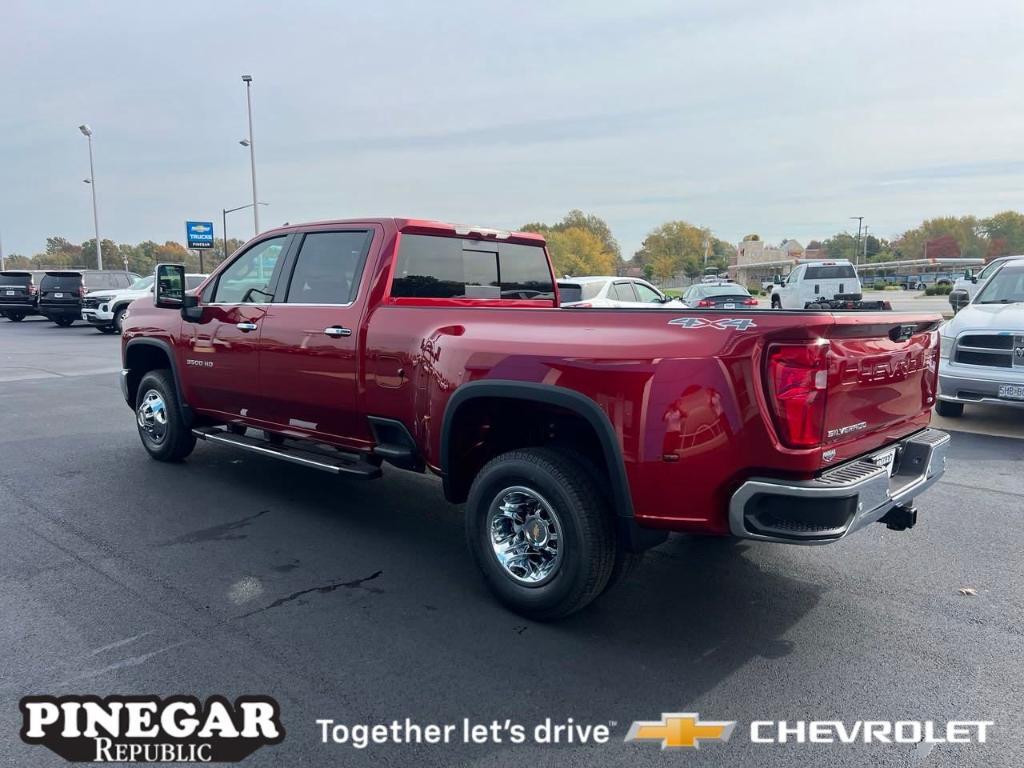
<box><xmin>771</xmin><ymin>296</ymin><xmax>782</xmax><ymax>309</ymax></box>
<box><xmin>135</xmin><ymin>369</ymin><xmax>196</xmax><ymax>461</ymax></box>
<box><xmin>465</xmin><ymin>448</ymin><xmax>616</xmax><ymax>620</ymax></box>
<box><xmin>97</xmin><ymin>324</ymin><xmax>118</xmax><ymax>334</ymax></box>
<box><xmin>936</xmin><ymin>400</ymin><xmax>964</xmax><ymax>418</ymax></box>
<box><xmin>54</xmin><ymin>317</ymin><xmax>74</xmax><ymax>327</ymax></box>
<box><xmin>8</xmin><ymin>312</ymin><xmax>25</xmax><ymax>322</ymax></box>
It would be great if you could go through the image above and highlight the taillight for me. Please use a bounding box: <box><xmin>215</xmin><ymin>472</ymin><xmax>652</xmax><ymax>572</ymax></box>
<box><xmin>573</xmin><ymin>302</ymin><xmax>593</xmax><ymax>308</ymax></box>
<box><xmin>79</xmin><ymin>285</ymin><xmax>88</xmax><ymax>297</ymax></box>
<box><xmin>765</xmin><ymin>341</ymin><xmax>829</xmax><ymax>448</ymax></box>
<box><xmin>697</xmin><ymin>299</ymin><xmax>714</xmax><ymax>307</ymax></box>
<box><xmin>29</xmin><ymin>285</ymin><xmax>38</xmax><ymax>296</ymax></box>
<box><xmin>743</xmin><ymin>297</ymin><xmax>758</xmax><ymax>305</ymax></box>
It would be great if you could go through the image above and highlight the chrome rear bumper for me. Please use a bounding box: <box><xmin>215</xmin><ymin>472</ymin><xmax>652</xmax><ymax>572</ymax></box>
<box><xmin>729</xmin><ymin>429</ymin><xmax>951</xmax><ymax>544</ymax></box>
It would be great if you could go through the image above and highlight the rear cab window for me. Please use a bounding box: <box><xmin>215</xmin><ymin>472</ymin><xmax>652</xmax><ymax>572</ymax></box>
<box><xmin>390</xmin><ymin>234</ymin><xmax>554</xmax><ymax>304</ymax></box>
<box><xmin>805</xmin><ymin>265</ymin><xmax>857</xmax><ymax>279</ymax></box>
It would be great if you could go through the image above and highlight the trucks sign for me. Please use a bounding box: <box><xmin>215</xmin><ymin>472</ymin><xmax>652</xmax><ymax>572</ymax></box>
<box><xmin>186</xmin><ymin>221</ymin><xmax>215</xmax><ymax>250</ymax></box>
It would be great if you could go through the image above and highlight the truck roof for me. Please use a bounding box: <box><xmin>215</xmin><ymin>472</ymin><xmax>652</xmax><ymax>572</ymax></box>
<box><xmin>261</xmin><ymin>218</ymin><xmax>547</xmax><ymax>246</ymax></box>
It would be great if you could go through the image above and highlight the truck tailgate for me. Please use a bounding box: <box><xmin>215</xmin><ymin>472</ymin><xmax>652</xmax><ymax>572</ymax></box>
<box><xmin>822</xmin><ymin>316</ymin><xmax>940</xmax><ymax>462</ymax></box>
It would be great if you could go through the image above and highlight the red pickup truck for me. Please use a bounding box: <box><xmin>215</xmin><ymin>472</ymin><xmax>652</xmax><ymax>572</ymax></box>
<box><xmin>120</xmin><ymin>218</ymin><xmax>950</xmax><ymax>618</ymax></box>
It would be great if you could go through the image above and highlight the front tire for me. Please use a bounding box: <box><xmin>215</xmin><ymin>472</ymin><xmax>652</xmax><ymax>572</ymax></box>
<box><xmin>936</xmin><ymin>400</ymin><xmax>964</xmax><ymax>418</ymax></box>
<box><xmin>771</xmin><ymin>296</ymin><xmax>782</xmax><ymax>309</ymax></box>
<box><xmin>113</xmin><ymin>306</ymin><xmax>126</xmax><ymax>334</ymax></box>
<box><xmin>135</xmin><ymin>369</ymin><xmax>196</xmax><ymax>461</ymax></box>
<box><xmin>465</xmin><ymin>448</ymin><xmax>616</xmax><ymax>620</ymax></box>
<box><xmin>8</xmin><ymin>312</ymin><xmax>25</xmax><ymax>322</ymax></box>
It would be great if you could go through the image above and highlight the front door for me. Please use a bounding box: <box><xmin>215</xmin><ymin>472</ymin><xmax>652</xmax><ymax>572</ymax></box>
<box><xmin>180</xmin><ymin>235</ymin><xmax>290</xmax><ymax>422</ymax></box>
<box><xmin>257</xmin><ymin>228</ymin><xmax>377</xmax><ymax>447</ymax></box>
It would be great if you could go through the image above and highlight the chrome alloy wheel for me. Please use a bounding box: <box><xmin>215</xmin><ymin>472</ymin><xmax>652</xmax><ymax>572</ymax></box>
<box><xmin>487</xmin><ymin>486</ymin><xmax>564</xmax><ymax>585</ymax></box>
<box><xmin>136</xmin><ymin>389</ymin><xmax>168</xmax><ymax>444</ymax></box>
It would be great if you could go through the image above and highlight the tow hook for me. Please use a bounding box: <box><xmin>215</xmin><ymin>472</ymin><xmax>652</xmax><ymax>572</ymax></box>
<box><xmin>880</xmin><ymin>504</ymin><xmax>917</xmax><ymax>531</ymax></box>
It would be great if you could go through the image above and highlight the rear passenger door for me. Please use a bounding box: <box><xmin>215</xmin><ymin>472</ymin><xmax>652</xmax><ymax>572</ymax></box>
<box><xmin>608</xmin><ymin>281</ymin><xmax>640</xmax><ymax>307</ymax></box>
<box><xmin>257</xmin><ymin>226</ymin><xmax>378</xmax><ymax>446</ymax></box>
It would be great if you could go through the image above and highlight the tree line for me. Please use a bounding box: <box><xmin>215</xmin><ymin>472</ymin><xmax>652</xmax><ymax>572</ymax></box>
<box><xmin>3</xmin><ymin>236</ymin><xmax>245</xmax><ymax>275</ymax></box>
<box><xmin>7</xmin><ymin>209</ymin><xmax>1024</xmax><ymax>281</ymax></box>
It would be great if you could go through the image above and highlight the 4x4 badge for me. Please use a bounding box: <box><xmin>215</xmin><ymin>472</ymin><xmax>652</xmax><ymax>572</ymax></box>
<box><xmin>669</xmin><ymin>317</ymin><xmax>758</xmax><ymax>331</ymax></box>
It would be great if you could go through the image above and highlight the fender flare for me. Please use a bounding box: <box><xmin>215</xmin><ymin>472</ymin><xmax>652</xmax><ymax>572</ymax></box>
<box><xmin>440</xmin><ymin>380</ymin><xmax>635</xmax><ymax>520</ymax></box>
<box><xmin>123</xmin><ymin>338</ymin><xmax>193</xmax><ymax>426</ymax></box>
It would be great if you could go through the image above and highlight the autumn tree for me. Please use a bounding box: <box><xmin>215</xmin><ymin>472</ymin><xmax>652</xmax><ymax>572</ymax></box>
<box><xmin>521</xmin><ymin>210</ymin><xmax>621</xmax><ymax>267</ymax></box>
<box><xmin>633</xmin><ymin>220</ymin><xmax>712</xmax><ymax>279</ymax></box>
<box><xmin>980</xmin><ymin>211</ymin><xmax>1024</xmax><ymax>257</ymax></box>
<box><xmin>545</xmin><ymin>227</ymin><xmax>617</xmax><ymax>277</ymax></box>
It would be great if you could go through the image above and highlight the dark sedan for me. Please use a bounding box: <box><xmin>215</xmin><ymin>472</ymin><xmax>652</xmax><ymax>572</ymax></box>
<box><xmin>679</xmin><ymin>281</ymin><xmax>759</xmax><ymax>308</ymax></box>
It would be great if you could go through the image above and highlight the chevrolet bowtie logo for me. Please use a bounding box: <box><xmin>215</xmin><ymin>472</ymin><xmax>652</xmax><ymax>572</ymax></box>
<box><xmin>625</xmin><ymin>712</ymin><xmax>736</xmax><ymax>749</ymax></box>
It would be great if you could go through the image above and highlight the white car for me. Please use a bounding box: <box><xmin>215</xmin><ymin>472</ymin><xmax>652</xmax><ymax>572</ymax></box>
<box><xmin>937</xmin><ymin>259</ymin><xmax>1024</xmax><ymax>416</ymax></box>
<box><xmin>558</xmin><ymin>276</ymin><xmax>680</xmax><ymax>308</ymax></box>
<box><xmin>771</xmin><ymin>260</ymin><xmax>862</xmax><ymax>309</ymax></box>
<box><xmin>82</xmin><ymin>273</ymin><xmax>207</xmax><ymax>334</ymax></box>
<box><xmin>948</xmin><ymin>254</ymin><xmax>1024</xmax><ymax>313</ymax></box>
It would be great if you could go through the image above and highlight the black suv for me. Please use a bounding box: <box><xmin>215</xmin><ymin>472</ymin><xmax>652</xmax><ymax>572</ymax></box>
<box><xmin>0</xmin><ymin>270</ymin><xmax>47</xmax><ymax>321</ymax></box>
<box><xmin>38</xmin><ymin>270</ymin><xmax>139</xmax><ymax>327</ymax></box>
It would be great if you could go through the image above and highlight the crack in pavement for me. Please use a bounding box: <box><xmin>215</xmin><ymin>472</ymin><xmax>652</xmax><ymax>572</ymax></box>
<box><xmin>237</xmin><ymin>570</ymin><xmax>384</xmax><ymax>619</ymax></box>
<box><xmin>160</xmin><ymin>509</ymin><xmax>269</xmax><ymax>546</ymax></box>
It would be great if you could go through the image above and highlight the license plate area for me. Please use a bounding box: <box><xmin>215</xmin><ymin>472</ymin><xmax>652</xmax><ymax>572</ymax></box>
<box><xmin>871</xmin><ymin>447</ymin><xmax>898</xmax><ymax>477</ymax></box>
<box><xmin>998</xmin><ymin>384</ymin><xmax>1024</xmax><ymax>401</ymax></box>
<box><xmin>5</xmin><ymin>290</ymin><xmax>13</xmax><ymax>296</ymax></box>
<box><xmin>54</xmin><ymin>292</ymin><xmax>64</xmax><ymax>298</ymax></box>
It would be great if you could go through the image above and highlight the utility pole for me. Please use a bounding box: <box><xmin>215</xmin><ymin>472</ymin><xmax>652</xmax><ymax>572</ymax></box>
<box><xmin>79</xmin><ymin>125</ymin><xmax>103</xmax><ymax>269</ymax></box>
<box><xmin>849</xmin><ymin>216</ymin><xmax>864</xmax><ymax>265</ymax></box>
<box><xmin>0</xmin><ymin>231</ymin><xmax>5</xmax><ymax>270</ymax></box>
<box><xmin>862</xmin><ymin>225</ymin><xmax>870</xmax><ymax>263</ymax></box>
<box><xmin>241</xmin><ymin>75</ymin><xmax>259</xmax><ymax>236</ymax></box>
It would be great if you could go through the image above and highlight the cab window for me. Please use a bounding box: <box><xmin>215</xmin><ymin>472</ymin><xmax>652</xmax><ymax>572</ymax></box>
<box><xmin>285</xmin><ymin>231</ymin><xmax>372</xmax><ymax>304</ymax></box>
<box><xmin>212</xmin><ymin>237</ymin><xmax>287</xmax><ymax>303</ymax></box>
<box><xmin>390</xmin><ymin>234</ymin><xmax>553</xmax><ymax>299</ymax></box>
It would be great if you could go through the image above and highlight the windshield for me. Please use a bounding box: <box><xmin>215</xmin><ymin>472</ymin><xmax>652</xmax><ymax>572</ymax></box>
<box><xmin>976</xmin><ymin>264</ymin><xmax>1024</xmax><ymax>304</ymax></box>
<box><xmin>129</xmin><ymin>275</ymin><xmax>155</xmax><ymax>290</ymax></box>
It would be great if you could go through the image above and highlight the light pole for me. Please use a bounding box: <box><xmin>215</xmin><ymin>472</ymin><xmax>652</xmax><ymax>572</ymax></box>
<box><xmin>862</xmin><ymin>224</ymin><xmax>870</xmax><ymax>262</ymax></box>
<box><xmin>222</xmin><ymin>202</ymin><xmax>269</xmax><ymax>263</ymax></box>
<box><xmin>79</xmin><ymin>124</ymin><xmax>102</xmax><ymax>269</ymax></box>
<box><xmin>241</xmin><ymin>75</ymin><xmax>259</xmax><ymax>236</ymax></box>
<box><xmin>849</xmin><ymin>216</ymin><xmax>864</xmax><ymax>265</ymax></box>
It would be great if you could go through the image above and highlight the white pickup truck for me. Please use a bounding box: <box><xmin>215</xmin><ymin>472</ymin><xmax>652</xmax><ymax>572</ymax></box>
<box><xmin>770</xmin><ymin>260</ymin><xmax>886</xmax><ymax>310</ymax></box>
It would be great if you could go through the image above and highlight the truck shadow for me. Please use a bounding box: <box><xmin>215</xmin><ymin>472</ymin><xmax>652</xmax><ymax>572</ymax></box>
<box><xmin>174</xmin><ymin>448</ymin><xmax>822</xmax><ymax>737</ymax></box>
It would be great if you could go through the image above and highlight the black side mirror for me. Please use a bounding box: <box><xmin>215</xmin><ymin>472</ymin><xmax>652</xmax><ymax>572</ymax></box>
<box><xmin>154</xmin><ymin>263</ymin><xmax>185</xmax><ymax>308</ymax></box>
<box><xmin>970</xmin><ymin>276</ymin><xmax>978</xmax><ymax>284</ymax></box>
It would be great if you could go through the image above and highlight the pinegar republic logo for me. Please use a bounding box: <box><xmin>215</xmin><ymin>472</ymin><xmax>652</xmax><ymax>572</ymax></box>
<box><xmin>19</xmin><ymin>695</ymin><xmax>285</xmax><ymax>763</ymax></box>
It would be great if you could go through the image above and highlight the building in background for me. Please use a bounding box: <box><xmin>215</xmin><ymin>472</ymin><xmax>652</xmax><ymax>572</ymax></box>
<box><xmin>731</xmin><ymin>238</ymin><xmax>804</xmax><ymax>287</ymax></box>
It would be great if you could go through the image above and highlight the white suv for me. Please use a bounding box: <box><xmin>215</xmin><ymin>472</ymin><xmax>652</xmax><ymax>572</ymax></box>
<box><xmin>771</xmin><ymin>260</ymin><xmax>862</xmax><ymax>309</ymax></box>
<box><xmin>557</xmin><ymin>276</ymin><xmax>679</xmax><ymax>308</ymax></box>
<box><xmin>82</xmin><ymin>273</ymin><xmax>207</xmax><ymax>333</ymax></box>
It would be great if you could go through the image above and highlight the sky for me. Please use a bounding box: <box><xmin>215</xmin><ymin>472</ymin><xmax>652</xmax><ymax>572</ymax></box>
<box><xmin>2</xmin><ymin>0</ymin><xmax>1023</xmax><ymax>260</ymax></box>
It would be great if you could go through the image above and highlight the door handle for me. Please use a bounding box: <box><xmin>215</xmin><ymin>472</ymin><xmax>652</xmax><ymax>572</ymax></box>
<box><xmin>236</xmin><ymin>322</ymin><xmax>258</xmax><ymax>332</ymax></box>
<box><xmin>324</xmin><ymin>326</ymin><xmax>352</xmax><ymax>337</ymax></box>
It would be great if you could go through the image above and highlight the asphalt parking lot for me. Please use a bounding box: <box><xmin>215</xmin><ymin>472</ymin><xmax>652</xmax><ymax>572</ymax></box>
<box><xmin>2</xmin><ymin>315</ymin><xmax>1022</xmax><ymax>767</ymax></box>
